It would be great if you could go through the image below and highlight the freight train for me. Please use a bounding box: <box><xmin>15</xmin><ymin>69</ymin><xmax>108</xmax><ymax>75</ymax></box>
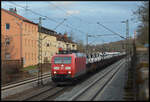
<box><xmin>51</xmin><ymin>50</ymin><xmax>125</xmax><ymax>84</ymax></box>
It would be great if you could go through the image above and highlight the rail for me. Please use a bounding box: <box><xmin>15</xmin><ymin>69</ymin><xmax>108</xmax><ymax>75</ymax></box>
<box><xmin>68</xmin><ymin>59</ymin><xmax>125</xmax><ymax>101</ymax></box>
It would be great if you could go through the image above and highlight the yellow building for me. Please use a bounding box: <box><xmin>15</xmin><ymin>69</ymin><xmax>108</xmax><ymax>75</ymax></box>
<box><xmin>57</xmin><ymin>40</ymin><xmax>67</xmax><ymax>50</ymax></box>
<box><xmin>39</xmin><ymin>27</ymin><xmax>58</xmax><ymax>63</ymax></box>
<box><xmin>39</xmin><ymin>28</ymin><xmax>77</xmax><ymax>64</ymax></box>
<box><xmin>66</xmin><ymin>42</ymin><xmax>77</xmax><ymax>50</ymax></box>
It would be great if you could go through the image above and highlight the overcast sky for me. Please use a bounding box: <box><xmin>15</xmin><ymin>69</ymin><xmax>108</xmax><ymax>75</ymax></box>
<box><xmin>2</xmin><ymin>1</ymin><xmax>142</xmax><ymax>45</ymax></box>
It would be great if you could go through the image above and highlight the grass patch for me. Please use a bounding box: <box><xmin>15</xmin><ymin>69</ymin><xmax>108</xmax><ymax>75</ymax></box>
<box><xmin>23</xmin><ymin>65</ymin><xmax>38</xmax><ymax>71</ymax></box>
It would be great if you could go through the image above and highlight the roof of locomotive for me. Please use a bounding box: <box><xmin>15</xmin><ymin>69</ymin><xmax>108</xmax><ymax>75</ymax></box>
<box><xmin>53</xmin><ymin>53</ymin><xmax>86</xmax><ymax>58</ymax></box>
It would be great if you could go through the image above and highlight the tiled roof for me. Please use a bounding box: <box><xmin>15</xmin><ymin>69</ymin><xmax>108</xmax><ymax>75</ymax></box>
<box><xmin>39</xmin><ymin>26</ymin><xmax>56</xmax><ymax>36</ymax></box>
<box><xmin>56</xmin><ymin>34</ymin><xmax>75</xmax><ymax>44</ymax></box>
<box><xmin>2</xmin><ymin>8</ymin><xmax>38</xmax><ymax>25</ymax></box>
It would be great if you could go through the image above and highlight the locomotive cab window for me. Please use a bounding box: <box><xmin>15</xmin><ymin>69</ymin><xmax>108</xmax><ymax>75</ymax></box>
<box><xmin>54</xmin><ymin>57</ymin><xmax>72</xmax><ymax>64</ymax></box>
<box><xmin>63</xmin><ymin>57</ymin><xmax>72</xmax><ymax>64</ymax></box>
<box><xmin>54</xmin><ymin>57</ymin><xmax>63</xmax><ymax>64</ymax></box>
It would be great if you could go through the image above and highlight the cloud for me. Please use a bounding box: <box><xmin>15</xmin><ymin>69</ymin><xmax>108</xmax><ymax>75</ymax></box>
<box><xmin>66</xmin><ymin>10</ymin><xmax>80</xmax><ymax>16</ymax></box>
<box><xmin>51</xmin><ymin>2</ymin><xmax>74</xmax><ymax>8</ymax></box>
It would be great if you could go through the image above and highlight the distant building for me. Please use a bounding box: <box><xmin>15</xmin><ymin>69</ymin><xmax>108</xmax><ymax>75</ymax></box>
<box><xmin>1</xmin><ymin>8</ymin><xmax>38</xmax><ymax>67</ymax></box>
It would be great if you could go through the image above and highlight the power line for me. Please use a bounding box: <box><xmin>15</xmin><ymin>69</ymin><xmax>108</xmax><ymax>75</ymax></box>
<box><xmin>49</xmin><ymin>2</ymin><xmax>87</xmax><ymax>34</ymax></box>
<box><xmin>7</xmin><ymin>2</ymin><xmax>87</xmax><ymax>35</ymax></box>
<box><xmin>49</xmin><ymin>2</ymin><xmax>126</xmax><ymax>39</ymax></box>
<box><xmin>49</xmin><ymin>2</ymin><xmax>91</xmax><ymax>25</ymax></box>
<box><xmin>49</xmin><ymin>2</ymin><xmax>91</xmax><ymax>31</ymax></box>
<box><xmin>97</xmin><ymin>22</ymin><xmax>126</xmax><ymax>39</ymax></box>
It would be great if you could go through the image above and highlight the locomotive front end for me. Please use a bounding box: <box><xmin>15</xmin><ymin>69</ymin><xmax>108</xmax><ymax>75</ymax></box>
<box><xmin>51</xmin><ymin>55</ymin><xmax>74</xmax><ymax>82</ymax></box>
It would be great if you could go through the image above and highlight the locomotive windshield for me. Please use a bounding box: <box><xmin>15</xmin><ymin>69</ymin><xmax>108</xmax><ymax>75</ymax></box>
<box><xmin>54</xmin><ymin>57</ymin><xmax>72</xmax><ymax>64</ymax></box>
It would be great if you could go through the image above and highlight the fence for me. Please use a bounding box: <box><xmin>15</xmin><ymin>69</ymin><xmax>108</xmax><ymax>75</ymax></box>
<box><xmin>1</xmin><ymin>59</ymin><xmax>23</xmax><ymax>85</ymax></box>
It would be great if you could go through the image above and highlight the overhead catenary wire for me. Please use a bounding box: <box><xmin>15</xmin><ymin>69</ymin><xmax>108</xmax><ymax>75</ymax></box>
<box><xmin>49</xmin><ymin>2</ymin><xmax>91</xmax><ymax>25</ymax></box>
<box><xmin>49</xmin><ymin>2</ymin><xmax>126</xmax><ymax>40</ymax></box>
<box><xmin>97</xmin><ymin>22</ymin><xmax>126</xmax><ymax>39</ymax></box>
<box><xmin>7</xmin><ymin>2</ymin><xmax>87</xmax><ymax>35</ymax></box>
<box><xmin>49</xmin><ymin>2</ymin><xmax>90</xmax><ymax>32</ymax></box>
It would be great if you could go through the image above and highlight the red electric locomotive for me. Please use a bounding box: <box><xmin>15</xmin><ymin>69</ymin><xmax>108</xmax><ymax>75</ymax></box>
<box><xmin>51</xmin><ymin>51</ymin><xmax>86</xmax><ymax>83</ymax></box>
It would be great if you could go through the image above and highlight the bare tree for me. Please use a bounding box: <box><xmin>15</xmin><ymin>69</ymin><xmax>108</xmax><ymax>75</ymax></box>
<box><xmin>133</xmin><ymin>1</ymin><xmax>149</xmax><ymax>45</ymax></box>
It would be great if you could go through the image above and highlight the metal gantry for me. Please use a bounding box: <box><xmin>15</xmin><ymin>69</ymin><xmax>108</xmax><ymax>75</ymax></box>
<box><xmin>121</xmin><ymin>19</ymin><xmax>130</xmax><ymax>69</ymax></box>
<box><xmin>38</xmin><ymin>17</ymin><xmax>45</xmax><ymax>85</ymax></box>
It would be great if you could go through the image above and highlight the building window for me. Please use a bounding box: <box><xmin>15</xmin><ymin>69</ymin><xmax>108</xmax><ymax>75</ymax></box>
<box><xmin>32</xmin><ymin>53</ymin><xmax>33</xmax><ymax>61</ymax></box>
<box><xmin>25</xmin><ymin>53</ymin><xmax>27</xmax><ymax>60</ymax></box>
<box><xmin>5</xmin><ymin>37</ymin><xmax>10</xmax><ymax>45</ymax></box>
<box><xmin>5</xmin><ymin>53</ymin><xmax>10</xmax><ymax>60</ymax></box>
<box><xmin>29</xmin><ymin>39</ymin><xmax>30</xmax><ymax>45</ymax></box>
<box><xmin>35</xmin><ymin>41</ymin><xmax>36</xmax><ymax>48</ymax></box>
<box><xmin>32</xmin><ymin>26</ymin><xmax>34</xmax><ymax>32</ymax></box>
<box><xmin>6</xmin><ymin>23</ymin><xmax>10</xmax><ymax>30</ymax></box>
<box><xmin>47</xmin><ymin>43</ymin><xmax>49</xmax><ymax>47</ymax></box>
<box><xmin>72</xmin><ymin>45</ymin><xmax>75</xmax><ymax>50</ymax></box>
<box><xmin>32</xmin><ymin>40</ymin><xmax>33</xmax><ymax>47</ymax></box>
<box><xmin>35</xmin><ymin>53</ymin><xmax>36</xmax><ymax>61</ymax></box>
<box><xmin>25</xmin><ymin>24</ymin><xmax>26</xmax><ymax>32</ymax></box>
<box><xmin>28</xmin><ymin>53</ymin><xmax>30</xmax><ymax>60</ymax></box>
<box><xmin>24</xmin><ymin>39</ymin><xmax>26</xmax><ymax>45</ymax></box>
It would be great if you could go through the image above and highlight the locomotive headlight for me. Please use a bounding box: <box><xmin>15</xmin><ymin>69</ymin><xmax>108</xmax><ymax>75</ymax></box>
<box><xmin>65</xmin><ymin>67</ymin><xmax>71</xmax><ymax>70</ymax></box>
<box><xmin>68</xmin><ymin>71</ymin><xmax>71</xmax><ymax>74</ymax></box>
<box><xmin>54</xmin><ymin>67</ymin><xmax>59</xmax><ymax>70</ymax></box>
<box><xmin>54</xmin><ymin>71</ymin><xmax>57</xmax><ymax>74</ymax></box>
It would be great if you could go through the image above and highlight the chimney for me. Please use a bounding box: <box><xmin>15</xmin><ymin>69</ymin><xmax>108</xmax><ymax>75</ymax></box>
<box><xmin>9</xmin><ymin>7</ymin><xmax>17</xmax><ymax>13</ymax></box>
<box><xmin>64</xmin><ymin>33</ymin><xmax>67</xmax><ymax>38</ymax></box>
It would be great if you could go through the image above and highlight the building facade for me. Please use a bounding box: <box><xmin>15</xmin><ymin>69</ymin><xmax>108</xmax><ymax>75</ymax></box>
<box><xmin>1</xmin><ymin>8</ymin><xmax>38</xmax><ymax>67</ymax></box>
<box><xmin>56</xmin><ymin>33</ymin><xmax>77</xmax><ymax>51</ymax></box>
<box><xmin>39</xmin><ymin>27</ymin><xmax>58</xmax><ymax>63</ymax></box>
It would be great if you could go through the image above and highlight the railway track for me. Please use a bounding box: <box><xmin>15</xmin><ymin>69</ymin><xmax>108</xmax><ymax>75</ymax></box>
<box><xmin>2</xmin><ymin>73</ymin><xmax>51</xmax><ymax>91</ymax></box>
<box><xmin>4</xmin><ymin>82</ymin><xmax>74</xmax><ymax>101</ymax></box>
<box><xmin>1</xmin><ymin>72</ymin><xmax>51</xmax><ymax>99</ymax></box>
<box><xmin>2</xmin><ymin>72</ymin><xmax>51</xmax><ymax>90</ymax></box>
<box><xmin>28</xmin><ymin>86</ymin><xmax>73</xmax><ymax>101</ymax></box>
